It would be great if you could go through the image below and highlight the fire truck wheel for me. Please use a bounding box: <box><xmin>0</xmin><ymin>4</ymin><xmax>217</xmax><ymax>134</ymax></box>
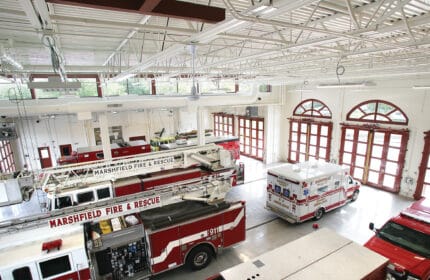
<box><xmin>314</xmin><ymin>208</ymin><xmax>325</xmax><ymax>220</ymax></box>
<box><xmin>351</xmin><ymin>190</ymin><xmax>359</xmax><ymax>201</ymax></box>
<box><xmin>187</xmin><ymin>245</ymin><xmax>213</xmax><ymax>271</ymax></box>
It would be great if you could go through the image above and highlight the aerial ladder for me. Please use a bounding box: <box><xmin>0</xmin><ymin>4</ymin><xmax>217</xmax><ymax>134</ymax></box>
<box><xmin>0</xmin><ymin>144</ymin><xmax>235</xmax><ymax>231</ymax></box>
<box><xmin>16</xmin><ymin>143</ymin><xmax>233</xmax><ymax>195</ymax></box>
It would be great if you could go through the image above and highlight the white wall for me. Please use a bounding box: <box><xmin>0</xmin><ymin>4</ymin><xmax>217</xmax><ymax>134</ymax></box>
<box><xmin>280</xmin><ymin>78</ymin><xmax>430</xmax><ymax>197</ymax></box>
<box><xmin>13</xmin><ymin>109</ymin><xmax>177</xmax><ymax>169</ymax></box>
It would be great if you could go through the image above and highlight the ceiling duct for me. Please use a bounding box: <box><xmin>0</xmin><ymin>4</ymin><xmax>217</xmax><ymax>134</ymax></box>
<box><xmin>27</xmin><ymin>76</ymin><xmax>81</xmax><ymax>90</ymax></box>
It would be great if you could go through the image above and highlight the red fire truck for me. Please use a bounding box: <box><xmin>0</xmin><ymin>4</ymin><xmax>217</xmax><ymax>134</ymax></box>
<box><xmin>159</xmin><ymin>136</ymin><xmax>240</xmax><ymax>160</ymax></box>
<box><xmin>0</xmin><ymin>200</ymin><xmax>246</xmax><ymax>280</ymax></box>
<box><xmin>365</xmin><ymin>197</ymin><xmax>430</xmax><ymax>280</ymax></box>
<box><xmin>45</xmin><ymin>145</ymin><xmax>236</xmax><ymax>211</ymax></box>
<box><xmin>57</xmin><ymin>140</ymin><xmax>151</xmax><ymax>165</ymax></box>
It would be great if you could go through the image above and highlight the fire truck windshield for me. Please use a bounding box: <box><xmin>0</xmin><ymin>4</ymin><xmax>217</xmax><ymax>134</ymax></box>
<box><xmin>377</xmin><ymin>221</ymin><xmax>430</xmax><ymax>258</ymax></box>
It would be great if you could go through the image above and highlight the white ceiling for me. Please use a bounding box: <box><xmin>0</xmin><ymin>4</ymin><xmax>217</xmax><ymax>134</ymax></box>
<box><xmin>1</xmin><ymin>0</ymin><xmax>430</xmax><ymax>85</ymax></box>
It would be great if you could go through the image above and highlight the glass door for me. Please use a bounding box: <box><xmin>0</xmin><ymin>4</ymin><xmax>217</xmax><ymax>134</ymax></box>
<box><xmin>340</xmin><ymin>125</ymin><xmax>409</xmax><ymax>193</ymax></box>
<box><xmin>288</xmin><ymin>119</ymin><xmax>332</xmax><ymax>163</ymax></box>
<box><xmin>238</xmin><ymin>116</ymin><xmax>264</xmax><ymax>161</ymax></box>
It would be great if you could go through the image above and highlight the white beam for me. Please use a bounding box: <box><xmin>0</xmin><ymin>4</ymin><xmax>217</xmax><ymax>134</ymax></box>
<box><xmin>103</xmin><ymin>15</ymin><xmax>151</xmax><ymax>66</ymax></box>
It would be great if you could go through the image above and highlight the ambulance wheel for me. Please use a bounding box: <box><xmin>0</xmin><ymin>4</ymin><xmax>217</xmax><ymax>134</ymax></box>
<box><xmin>187</xmin><ymin>245</ymin><xmax>213</xmax><ymax>271</ymax></box>
<box><xmin>351</xmin><ymin>190</ymin><xmax>359</xmax><ymax>202</ymax></box>
<box><xmin>314</xmin><ymin>208</ymin><xmax>324</xmax><ymax>220</ymax></box>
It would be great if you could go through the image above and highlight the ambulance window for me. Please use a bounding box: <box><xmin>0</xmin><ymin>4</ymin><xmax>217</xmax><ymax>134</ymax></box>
<box><xmin>39</xmin><ymin>255</ymin><xmax>71</xmax><ymax>278</ymax></box>
<box><xmin>97</xmin><ymin>187</ymin><xmax>111</xmax><ymax>199</ymax></box>
<box><xmin>55</xmin><ymin>196</ymin><xmax>73</xmax><ymax>209</ymax></box>
<box><xmin>317</xmin><ymin>186</ymin><xmax>328</xmax><ymax>194</ymax></box>
<box><xmin>275</xmin><ymin>185</ymin><xmax>281</xmax><ymax>194</ymax></box>
<box><xmin>77</xmin><ymin>191</ymin><xmax>95</xmax><ymax>203</ymax></box>
<box><xmin>283</xmin><ymin>189</ymin><xmax>290</xmax><ymax>197</ymax></box>
<box><xmin>12</xmin><ymin>267</ymin><xmax>33</xmax><ymax>280</ymax></box>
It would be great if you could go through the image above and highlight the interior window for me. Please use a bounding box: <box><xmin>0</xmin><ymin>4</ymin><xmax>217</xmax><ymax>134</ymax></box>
<box><xmin>97</xmin><ymin>188</ymin><xmax>111</xmax><ymax>199</ymax></box>
<box><xmin>13</xmin><ymin>267</ymin><xmax>33</xmax><ymax>280</ymax></box>
<box><xmin>39</xmin><ymin>255</ymin><xmax>71</xmax><ymax>278</ymax></box>
<box><xmin>55</xmin><ymin>196</ymin><xmax>73</xmax><ymax>209</ymax></box>
<box><xmin>77</xmin><ymin>191</ymin><xmax>94</xmax><ymax>203</ymax></box>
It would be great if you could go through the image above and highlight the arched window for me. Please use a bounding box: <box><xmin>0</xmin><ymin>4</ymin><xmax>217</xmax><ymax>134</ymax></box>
<box><xmin>293</xmin><ymin>99</ymin><xmax>332</xmax><ymax>118</ymax></box>
<box><xmin>347</xmin><ymin>100</ymin><xmax>408</xmax><ymax>125</ymax></box>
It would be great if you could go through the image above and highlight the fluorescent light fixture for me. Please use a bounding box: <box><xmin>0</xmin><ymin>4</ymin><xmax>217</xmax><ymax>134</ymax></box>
<box><xmin>412</xmin><ymin>85</ymin><xmax>430</xmax><ymax>89</ymax></box>
<box><xmin>317</xmin><ymin>82</ymin><xmax>372</xmax><ymax>88</ymax></box>
<box><xmin>251</xmin><ymin>5</ymin><xmax>278</xmax><ymax>15</ymax></box>
<box><xmin>1</xmin><ymin>54</ymin><xmax>23</xmax><ymax>70</ymax></box>
<box><xmin>110</xmin><ymin>73</ymin><xmax>135</xmax><ymax>82</ymax></box>
<box><xmin>190</xmin><ymin>19</ymin><xmax>245</xmax><ymax>44</ymax></box>
<box><xmin>261</xmin><ymin>7</ymin><xmax>278</xmax><ymax>14</ymax></box>
<box><xmin>27</xmin><ymin>76</ymin><xmax>81</xmax><ymax>90</ymax></box>
<box><xmin>251</xmin><ymin>5</ymin><xmax>268</xmax><ymax>13</ymax></box>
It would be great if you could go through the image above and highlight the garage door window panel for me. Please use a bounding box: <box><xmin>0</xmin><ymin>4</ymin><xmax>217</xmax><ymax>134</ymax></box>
<box><xmin>289</xmin><ymin>99</ymin><xmax>332</xmax><ymax>163</ymax></box>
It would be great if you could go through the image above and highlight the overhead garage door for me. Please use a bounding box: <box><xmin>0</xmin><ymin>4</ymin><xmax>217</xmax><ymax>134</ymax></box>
<box><xmin>339</xmin><ymin>125</ymin><xmax>409</xmax><ymax>193</ymax></box>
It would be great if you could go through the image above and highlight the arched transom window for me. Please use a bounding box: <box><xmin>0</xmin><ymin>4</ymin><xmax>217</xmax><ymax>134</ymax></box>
<box><xmin>293</xmin><ymin>99</ymin><xmax>332</xmax><ymax>118</ymax></box>
<box><xmin>347</xmin><ymin>100</ymin><xmax>408</xmax><ymax>125</ymax></box>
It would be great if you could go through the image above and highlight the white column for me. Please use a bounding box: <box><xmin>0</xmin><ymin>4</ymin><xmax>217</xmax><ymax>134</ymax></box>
<box><xmin>197</xmin><ymin>107</ymin><xmax>205</xmax><ymax>146</ymax></box>
<box><xmin>98</xmin><ymin>113</ymin><xmax>112</xmax><ymax>160</ymax></box>
<box><xmin>265</xmin><ymin>105</ymin><xmax>281</xmax><ymax>164</ymax></box>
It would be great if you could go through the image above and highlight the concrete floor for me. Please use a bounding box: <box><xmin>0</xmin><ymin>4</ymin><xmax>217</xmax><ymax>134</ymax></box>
<box><xmin>154</xmin><ymin>157</ymin><xmax>414</xmax><ymax>280</ymax></box>
<box><xmin>0</xmin><ymin>156</ymin><xmax>415</xmax><ymax>279</ymax></box>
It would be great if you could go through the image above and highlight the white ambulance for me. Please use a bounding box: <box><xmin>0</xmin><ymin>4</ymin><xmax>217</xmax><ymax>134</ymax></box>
<box><xmin>266</xmin><ymin>161</ymin><xmax>360</xmax><ymax>223</ymax></box>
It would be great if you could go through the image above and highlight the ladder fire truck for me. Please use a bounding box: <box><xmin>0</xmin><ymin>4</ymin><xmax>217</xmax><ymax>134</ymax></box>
<box><xmin>0</xmin><ymin>145</ymin><xmax>246</xmax><ymax>279</ymax></box>
<box><xmin>0</xmin><ymin>144</ymin><xmax>237</xmax><ymax>227</ymax></box>
<box><xmin>0</xmin><ymin>200</ymin><xmax>246</xmax><ymax>280</ymax></box>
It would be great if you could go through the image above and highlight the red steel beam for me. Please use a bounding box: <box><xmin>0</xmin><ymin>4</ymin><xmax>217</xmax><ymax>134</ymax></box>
<box><xmin>46</xmin><ymin>0</ymin><xmax>225</xmax><ymax>23</ymax></box>
<box><xmin>139</xmin><ymin>0</ymin><xmax>163</xmax><ymax>12</ymax></box>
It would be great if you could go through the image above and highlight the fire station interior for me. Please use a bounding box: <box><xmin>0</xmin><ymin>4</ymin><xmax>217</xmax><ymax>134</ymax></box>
<box><xmin>1</xmin><ymin>0</ymin><xmax>430</xmax><ymax>279</ymax></box>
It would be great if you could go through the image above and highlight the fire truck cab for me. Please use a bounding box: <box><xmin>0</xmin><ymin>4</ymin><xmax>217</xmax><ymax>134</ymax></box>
<box><xmin>266</xmin><ymin>161</ymin><xmax>360</xmax><ymax>223</ymax></box>
<box><xmin>365</xmin><ymin>197</ymin><xmax>430</xmax><ymax>280</ymax></box>
<box><xmin>84</xmin><ymin>200</ymin><xmax>246</xmax><ymax>279</ymax></box>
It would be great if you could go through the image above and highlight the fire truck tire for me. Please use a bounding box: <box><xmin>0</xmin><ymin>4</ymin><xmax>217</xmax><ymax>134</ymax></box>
<box><xmin>186</xmin><ymin>245</ymin><xmax>213</xmax><ymax>271</ymax></box>
<box><xmin>351</xmin><ymin>190</ymin><xmax>359</xmax><ymax>202</ymax></box>
<box><xmin>314</xmin><ymin>208</ymin><xmax>325</xmax><ymax>220</ymax></box>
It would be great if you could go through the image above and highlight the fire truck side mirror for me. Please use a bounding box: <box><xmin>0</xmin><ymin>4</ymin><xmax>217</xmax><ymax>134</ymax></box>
<box><xmin>369</xmin><ymin>222</ymin><xmax>375</xmax><ymax>231</ymax></box>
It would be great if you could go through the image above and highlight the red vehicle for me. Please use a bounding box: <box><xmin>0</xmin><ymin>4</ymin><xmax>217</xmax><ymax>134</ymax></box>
<box><xmin>0</xmin><ymin>200</ymin><xmax>246</xmax><ymax>279</ymax></box>
<box><xmin>85</xmin><ymin>200</ymin><xmax>246</xmax><ymax>278</ymax></box>
<box><xmin>160</xmin><ymin>136</ymin><xmax>240</xmax><ymax>160</ymax></box>
<box><xmin>365</xmin><ymin>197</ymin><xmax>430</xmax><ymax>280</ymax></box>
<box><xmin>57</xmin><ymin>140</ymin><xmax>151</xmax><ymax>165</ymax></box>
